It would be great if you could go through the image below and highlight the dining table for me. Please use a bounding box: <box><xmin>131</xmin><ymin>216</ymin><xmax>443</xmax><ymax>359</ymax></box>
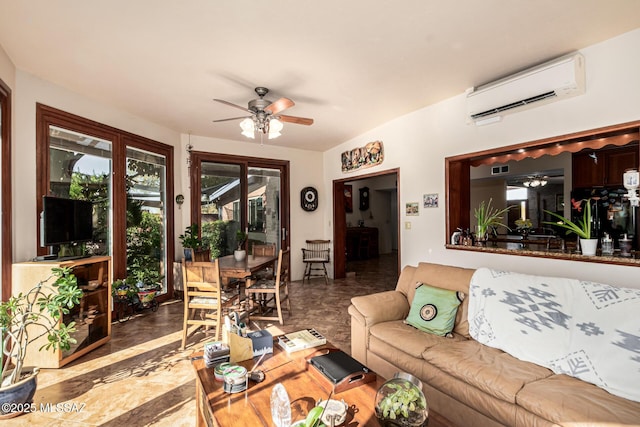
<box><xmin>217</xmin><ymin>254</ymin><xmax>277</xmax><ymax>286</ymax></box>
<box><xmin>216</xmin><ymin>254</ymin><xmax>277</xmax><ymax>318</ymax></box>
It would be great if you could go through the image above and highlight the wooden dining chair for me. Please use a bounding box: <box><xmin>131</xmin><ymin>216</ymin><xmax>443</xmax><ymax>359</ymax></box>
<box><xmin>301</xmin><ymin>239</ymin><xmax>330</xmax><ymax>284</ymax></box>
<box><xmin>251</xmin><ymin>243</ymin><xmax>277</xmax><ymax>280</ymax></box>
<box><xmin>181</xmin><ymin>259</ymin><xmax>234</xmax><ymax>349</ymax></box>
<box><xmin>245</xmin><ymin>248</ymin><xmax>291</xmax><ymax>325</ymax></box>
<box><xmin>252</xmin><ymin>243</ymin><xmax>277</xmax><ymax>257</ymax></box>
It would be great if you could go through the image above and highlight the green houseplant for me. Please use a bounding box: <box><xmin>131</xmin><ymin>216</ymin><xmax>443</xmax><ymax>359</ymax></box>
<box><xmin>233</xmin><ymin>230</ymin><xmax>247</xmax><ymax>261</ymax></box>
<box><xmin>544</xmin><ymin>198</ymin><xmax>596</xmax><ymax>255</ymax></box>
<box><xmin>0</xmin><ymin>267</ymin><xmax>83</xmax><ymax>416</ymax></box>
<box><xmin>474</xmin><ymin>199</ymin><xmax>512</xmax><ymax>244</ymax></box>
<box><xmin>179</xmin><ymin>224</ymin><xmax>210</xmax><ymax>261</ymax></box>
<box><xmin>375</xmin><ymin>373</ymin><xmax>428</xmax><ymax>426</ymax></box>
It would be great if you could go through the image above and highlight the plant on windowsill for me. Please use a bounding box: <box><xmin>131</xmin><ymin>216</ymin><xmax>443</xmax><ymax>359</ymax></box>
<box><xmin>0</xmin><ymin>267</ymin><xmax>83</xmax><ymax>418</ymax></box>
<box><xmin>543</xmin><ymin>198</ymin><xmax>596</xmax><ymax>256</ymax></box>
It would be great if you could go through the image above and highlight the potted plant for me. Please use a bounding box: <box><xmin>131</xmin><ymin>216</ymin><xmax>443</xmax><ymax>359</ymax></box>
<box><xmin>234</xmin><ymin>230</ymin><xmax>247</xmax><ymax>261</ymax></box>
<box><xmin>375</xmin><ymin>372</ymin><xmax>428</xmax><ymax>426</ymax></box>
<box><xmin>544</xmin><ymin>198</ymin><xmax>596</xmax><ymax>256</ymax></box>
<box><xmin>0</xmin><ymin>267</ymin><xmax>83</xmax><ymax>417</ymax></box>
<box><xmin>179</xmin><ymin>224</ymin><xmax>209</xmax><ymax>261</ymax></box>
<box><xmin>474</xmin><ymin>199</ymin><xmax>512</xmax><ymax>245</ymax></box>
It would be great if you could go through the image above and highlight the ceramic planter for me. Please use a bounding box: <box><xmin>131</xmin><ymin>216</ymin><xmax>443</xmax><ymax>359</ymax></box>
<box><xmin>0</xmin><ymin>367</ymin><xmax>39</xmax><ymax>419</ymax></box>
<box><xmin>580</xmin><ymin>238</ymin><xmax>598</xmax><ymax>256</ymax></box>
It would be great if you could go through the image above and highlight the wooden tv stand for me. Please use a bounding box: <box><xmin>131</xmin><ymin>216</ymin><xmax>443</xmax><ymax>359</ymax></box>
<box><xmin>12</xmin><ymin>256</ymin><xmax>112</xmax><ymax>368</ymax></box>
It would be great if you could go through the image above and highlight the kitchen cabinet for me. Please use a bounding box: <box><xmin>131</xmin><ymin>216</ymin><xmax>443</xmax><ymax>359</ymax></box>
<box><xmin>572</xmin><ymin>145</ymin><xmax>639</xmax><ymax>188</ymax></box>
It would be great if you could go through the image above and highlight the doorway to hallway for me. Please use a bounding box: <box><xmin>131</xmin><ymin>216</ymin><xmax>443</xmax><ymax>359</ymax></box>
<box><xmin>332</xmin><ymin>168</ymin><xmax>400</xmax><ymax>280</ymax></box>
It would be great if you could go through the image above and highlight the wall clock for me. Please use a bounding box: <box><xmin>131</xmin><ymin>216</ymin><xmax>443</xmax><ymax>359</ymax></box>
<box><xmin>359</xmin><ymin>186</ymin><xmax>370</xmax><ymax>211</ymax></box>
<box><xmin>301</xmin><ymin>186</ymin><xmax>318</xmax><ymax>211</ymax></box>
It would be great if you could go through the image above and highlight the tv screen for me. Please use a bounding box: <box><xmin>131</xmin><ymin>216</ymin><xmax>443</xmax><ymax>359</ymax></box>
<box><xmin>41</xmin><ymin>196</ymin><xmax>94</xmax><ymax>247</ymax></box>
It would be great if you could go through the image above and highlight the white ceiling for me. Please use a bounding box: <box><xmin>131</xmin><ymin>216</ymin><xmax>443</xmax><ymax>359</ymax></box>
<box><xmin>1</xmin><ymin>1</ymin><xmax>639</xmax><ymax>152</ymax></box>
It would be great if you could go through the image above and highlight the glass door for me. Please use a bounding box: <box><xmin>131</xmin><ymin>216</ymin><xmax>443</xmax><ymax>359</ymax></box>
<box><xmin>199</xmin><ymin>162</ymin><xmax>242</xmax><ymax>258</ymax></box>
<box><xmin>126</xmin><ymin>147</ymin><xmax>168</xmax><ymax>295</ymax></box>
<box><xmin>192</xmin><ymin>153</ymin><xmax>289</xmax><ymax>259</ymax></box>
<box><xmin>247</xmin><ymin>166</ymin><xmax>281</xmax><ymax>253</ymax></box>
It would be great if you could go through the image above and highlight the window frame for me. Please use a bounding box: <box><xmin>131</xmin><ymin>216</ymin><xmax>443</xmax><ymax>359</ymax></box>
<box><xmin>36</xmin><ymin>104</ymin><xmax>175</xmax><ymax>298</ymax></box>
<box><xmin>0</xmin><ymin>78</ymin><xmax>11</xmax><ymax>301</ymax></box>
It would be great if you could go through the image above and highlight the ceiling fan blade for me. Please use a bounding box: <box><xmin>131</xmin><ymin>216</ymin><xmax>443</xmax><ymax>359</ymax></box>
<box><xmin>213</xmin><ymin>99</ymin><xmax>252</xmax><ymax>113</ymax></box>
<box><xmin>265</xmin><ymin>97</ymin><xmax>294</xmax><ymax>115</ymax></box>
<box><xmin>278</xmin><ymin>115</ymin><xmax>314</xmax><ymax>126</ymax></box>
<box><xmin>212</xmin><ymin>116</ymin><xmax>249</xmax><ymax>123</ymax></box>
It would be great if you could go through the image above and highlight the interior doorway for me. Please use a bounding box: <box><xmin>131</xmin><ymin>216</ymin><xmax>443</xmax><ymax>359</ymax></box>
<box><xmin>332</xmin><ymin>168</ymin><xmax>400</xmax><ymax>280</ymax></box>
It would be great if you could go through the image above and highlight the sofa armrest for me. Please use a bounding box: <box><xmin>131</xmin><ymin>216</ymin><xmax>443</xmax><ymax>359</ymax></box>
<box><xmin>350</xmin><ymin>290</ymin><xmax>410</xmax><ymax>327</ymax></box>
<box><xmin>349</xmin><ymin>291</ymin><xmax>409</xmax><ymax>366</ymax></box>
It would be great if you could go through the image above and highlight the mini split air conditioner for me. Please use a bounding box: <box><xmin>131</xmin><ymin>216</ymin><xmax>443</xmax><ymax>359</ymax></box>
<box><xmin>467</xmin><ymin>52</ymin><xmax>585</xmax><ymax>125</ymax></box>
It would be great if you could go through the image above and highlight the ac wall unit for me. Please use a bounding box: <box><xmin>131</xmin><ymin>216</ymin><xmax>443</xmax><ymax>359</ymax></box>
<box><xmin>467</xmin><ymin>52</ymin><xmax>585</xmax><ymax>125</ymax></box>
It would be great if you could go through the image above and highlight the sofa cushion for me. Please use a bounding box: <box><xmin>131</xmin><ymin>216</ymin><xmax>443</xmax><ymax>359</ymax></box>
<box><xmin>469</xmin><ymin>267</ymin><xmax>640</xmax><ymax>402</ymax></box>
<box><xmin>369</xmin><ymin>320</ymin><xmax>462</xmax><ymax>359</ymax></box>
<box><xmin>405</xmin><ymin>283</ymin><xmax>464</xmax><ymax>336</ymax></box>
<box><xmin>517</xmin><ymin>374</ymin><xmax>640</xmax><ymax>425</ymax></box>
<box><xmin>423</xmin><ymin>340</ymin><xmax>552</xmax><ymax>404</ymax></box>
<box><xmin>406</xmin><ymin>262</ymin><xmax>475</xmax><ymax>338</ymax></box>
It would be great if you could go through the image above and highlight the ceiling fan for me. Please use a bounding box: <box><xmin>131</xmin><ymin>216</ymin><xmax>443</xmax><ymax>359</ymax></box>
<box><xmin>213</xmin><ymin>87</ymin><xmax>314</xmax><ymax>139</ymax></box>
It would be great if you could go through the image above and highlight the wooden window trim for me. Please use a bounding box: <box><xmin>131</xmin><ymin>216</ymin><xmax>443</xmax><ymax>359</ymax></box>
<box><xmin>35</xmin><ymin>104</ymin><xmax>174</xmax><ymax>297</ymax></box>
<box><xmin>1</xmin><ymin>79</ymin><xmax>11</xmax><ymax>301</ymax></box>
<box><xmin>445</xmin><ymin>120</ymin><xmax>640</xmax><ymax>266</ymax></box>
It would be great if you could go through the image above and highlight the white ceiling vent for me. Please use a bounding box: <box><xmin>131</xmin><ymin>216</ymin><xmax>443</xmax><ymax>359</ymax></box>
<box><xmin>491</xmin><ymin>165</ymin><xmax>509</xmax><ymax>175</ymax></box>
<box><xmin>467</xmin><ymin>52</ymin><xmax>585</xmax><ymax>125</ymax></box>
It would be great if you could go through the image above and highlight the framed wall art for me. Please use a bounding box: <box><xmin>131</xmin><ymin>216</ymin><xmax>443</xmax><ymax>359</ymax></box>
<box><xmin>423</xmin><ymin>193</ymin><xmax>438</xmax><ymax>208</ymax></box>
<box><xmin>406</xmin><ymin>202</ymin><xmax>419</xmax><ymax>216</ymax></box>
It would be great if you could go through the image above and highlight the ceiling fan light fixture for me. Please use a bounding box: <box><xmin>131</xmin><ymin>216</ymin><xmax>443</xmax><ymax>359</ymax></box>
<box><xmin>522</xmin><ymin>175</ymin><xmax>548</xmax><ymax>188</ymax></box>
<box><xmin>239</xmin><ymin>117</ymin><xmax>255</xmax><ymax>138</ymax></box>
<box><xmin>268</xmin><ymin>118</ymin><xmax>283</xmax><ymax>139</ymax></box>
<box><xmin>214</xmin><ymin>87</ymin><xmax>312</xmax><ymax>142</ymax></box>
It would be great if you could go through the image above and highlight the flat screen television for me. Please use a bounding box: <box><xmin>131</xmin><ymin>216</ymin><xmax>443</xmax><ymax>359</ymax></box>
<box><xmin>41</xmin><ymin>196</ymin><xmax>94</xmax><ymax>247</ymax></box>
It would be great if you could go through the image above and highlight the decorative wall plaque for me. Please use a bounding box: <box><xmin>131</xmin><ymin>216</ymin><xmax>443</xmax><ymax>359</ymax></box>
<box><xmin>341</xmin><ymin>141</ymin><xmax>384</xmax><ymax>173</ymax></box>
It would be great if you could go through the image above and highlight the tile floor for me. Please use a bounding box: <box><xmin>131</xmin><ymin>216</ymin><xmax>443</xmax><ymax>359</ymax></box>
<box><xmin>4</xmin><ymin>254</ymin><xmax>398</xmax><ymax>426</ymax></box>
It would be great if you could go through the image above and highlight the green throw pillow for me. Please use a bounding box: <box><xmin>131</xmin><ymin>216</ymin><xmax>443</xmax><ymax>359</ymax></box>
<box><xmin>405</xmin><ymin>283</ymin><xmax>464</xmax><ymax>337</ymax></box>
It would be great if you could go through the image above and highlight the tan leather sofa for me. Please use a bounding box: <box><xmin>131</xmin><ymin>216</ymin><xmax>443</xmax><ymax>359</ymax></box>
<box><xmin>348</xmin><ymin>262</ymin><xmax>640</xmax><ymax>426</ymax></box>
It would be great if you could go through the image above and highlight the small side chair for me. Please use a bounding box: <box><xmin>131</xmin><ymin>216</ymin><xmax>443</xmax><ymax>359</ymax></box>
<box><xmin>301</xmin><ymin>239</ymin><xmax>330</xmax><ymax>284</ymax></box>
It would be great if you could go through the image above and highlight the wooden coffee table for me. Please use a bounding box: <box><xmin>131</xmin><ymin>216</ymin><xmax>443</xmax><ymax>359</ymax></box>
<box><xmin>191</xmin><ymin>339</ymin><xmax>454</xmax><ymax>426</ymax></box>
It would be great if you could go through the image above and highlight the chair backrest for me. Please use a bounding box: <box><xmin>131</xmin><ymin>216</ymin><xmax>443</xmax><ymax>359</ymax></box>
<box><xmin>182</xmin><ymin>259</ymin><xmax>222</xmax><ymax>295</ymax></box>
<box><xmin>274</xmin><ymin>248</ymin><xmax>291</xmax><ymax>287</ymax></box>
<box><xmin>252</xmin><ymin>243</ymin><xmax>277</xmax><ymax>256</ymax></box>
<box><xmin>302</xmin><ymin>239</ymin><xmax>330</xmax><ymax>261</ymax></box>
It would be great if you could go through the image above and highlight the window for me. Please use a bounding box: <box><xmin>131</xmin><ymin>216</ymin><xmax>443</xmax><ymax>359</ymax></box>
<box><xmin>37</xmin><ymin>104</ymin><xmax>174</xmax><ymax>298</ymax></box>
<box><xmin>190</xmin><ymin>152</ymin><xmax>289</xmax><ymax>259</ymax></box>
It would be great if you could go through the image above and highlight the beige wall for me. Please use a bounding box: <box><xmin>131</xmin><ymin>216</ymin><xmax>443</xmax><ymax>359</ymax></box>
<box><xmin>323</xmin><ymin>28</ymin><xmax>640</xmax><ymax>289</ymax></box>
<box><xmin>2</xmin><ymin>29</ymin><xmax>640</xmax><ymax>286</ymax></box>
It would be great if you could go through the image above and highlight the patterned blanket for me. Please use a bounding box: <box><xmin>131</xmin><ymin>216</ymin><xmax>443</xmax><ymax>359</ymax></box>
<box><xmin>468</xmin><ymin>267</ymin><xmax>640</xmax><ymax>402</ymax></box>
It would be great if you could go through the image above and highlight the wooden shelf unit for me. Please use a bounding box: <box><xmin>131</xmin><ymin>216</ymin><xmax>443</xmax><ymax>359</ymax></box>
<box><xmin>12</xmin><ymin>256</ymin><xmax>112</xmax><ymax>368</ymax></box>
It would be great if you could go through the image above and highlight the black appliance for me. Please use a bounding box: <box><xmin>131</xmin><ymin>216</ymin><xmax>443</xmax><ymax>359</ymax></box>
<box><xmin>570</xmin><ymin>187</ymin><xmax>637</xmax><ymax>250</ymax></box>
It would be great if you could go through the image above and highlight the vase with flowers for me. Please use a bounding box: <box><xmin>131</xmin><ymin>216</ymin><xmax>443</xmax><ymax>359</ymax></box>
<box><xmin>515</xmin><ymin>218</ymin><xmax>533</xmax><ymax>246</ymax></box>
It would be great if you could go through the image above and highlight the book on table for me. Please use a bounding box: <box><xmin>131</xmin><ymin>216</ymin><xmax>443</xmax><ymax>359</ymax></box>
<box><xmin>277</xmin><ymin>328</ymin><xmax>326</xmax><ymax>353</ymax></box>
